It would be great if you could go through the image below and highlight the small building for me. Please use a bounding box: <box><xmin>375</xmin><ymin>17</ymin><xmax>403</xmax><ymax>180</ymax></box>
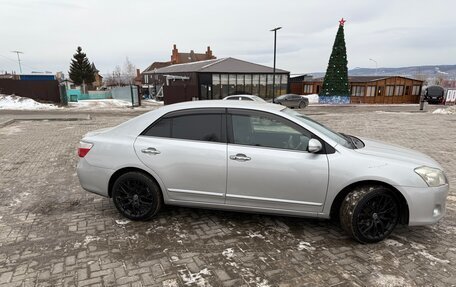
<box><xmin>143</xmin><ymin>57</ymin><xmax>289</xmax><ymax>104</ymax></box>
<box><xmin>290</xmin><ymin>76</ymin><xmax>423</xmax><ymax>104</ymax></box>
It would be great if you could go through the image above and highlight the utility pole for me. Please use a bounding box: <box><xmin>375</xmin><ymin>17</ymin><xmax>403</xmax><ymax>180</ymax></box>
<box><xmin>270</xmin><ymin>27</ymin><xmax>282</xmax><ymax>102</ymax></box>
<box><xmin>11</xmin><ymin>51</ymin><xmax>24</xmax><ymax>74</ymax></box>
<box><xmin>369</xmin><ymin>58</ymin><xmax>378</xmax><ymax>76</ymax></box>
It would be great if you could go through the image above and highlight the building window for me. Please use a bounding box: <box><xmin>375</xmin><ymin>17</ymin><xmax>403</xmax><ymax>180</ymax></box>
<box><xmin>303</xmin><ymin>84</ymin><xmax>313</xmax><ymax>94</ymax></box>
<box><xmin>228</xmin><ymin>74</ymin><xmax>236</xmax><ymax>95</ymax></box>
<box><xmin>412</xmin><ymin>85</ymin><xmax>421</xmax><ymax>96</ymax></box>
<box><xmin>279</xmin><ymin>75</ymin><xmax>287</xmax><ymax>96</ymax></box>
<box><xmin>244</xmin><ymin>74</ymin><xmax>252</xmax><ymax>94</ymax></box>
<box><xmin>236</xmin><ymin>74</ymin><xmax>245</xmax><ymax>93</ymax></box>
<box><xmin>386</xmin><ymin>85</ymin><xmax>394</xmax><ymax>96</ymax></box>
<box><xmin>259</xmin><ymin>75</ymin><xmax>267</xmax><ymax>97</ymax></box>
<box><xmin>252</xmin><ymin>74</ymin><xmax>260</xmax><ymax>95</ymax></box>
<box><xmin>394</xmin><ymin>85</ymin><xmax>404</xmax><ymax>96</ymax></box>
<box><xmin>212</xmin><ymin>74</ymin><xmax>221</xmax><ymax>99</ymax></box>
<box><xmin>144</xmin><ymin>75</ymin><xmax>149</xmax><ymax>84</ymax></box>
<box><xmin>221</xmin><ymin>74</ymin><xmax>229</xmax><ymax>98</ymax></box>
<box><xmin>366</xmin><ymin>86</ymin><xmax>376</xmax><ymax>97</ymax></box>
<box><xmin>351</xmin><ymin>86</ymin><xmax>365</xmax><ymax>97</ymax></box>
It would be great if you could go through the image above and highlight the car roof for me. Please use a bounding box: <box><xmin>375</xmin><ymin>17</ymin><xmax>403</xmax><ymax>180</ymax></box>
<box><xmin>161</xmin><ymin>100</ymin><xmax>282</xmax><ymax>112</ymax></box>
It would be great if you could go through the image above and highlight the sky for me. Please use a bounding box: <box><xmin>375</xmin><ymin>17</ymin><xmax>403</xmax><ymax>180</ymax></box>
<box><xmin>0</xmin><ymin>0</ymin><xmax>455</xmax><ymax>76</ymax></box>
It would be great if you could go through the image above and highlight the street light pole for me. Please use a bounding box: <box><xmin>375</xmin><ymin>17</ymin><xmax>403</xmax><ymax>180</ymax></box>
<box><xmin>11</xmin><ymin>51</ymin><xmax>24</xmax><ymax>74</ymax></box>
<box><xmin>270</xmin><ymin>27</ymin><xmax>282</xmax><ymax>102</ymax></box>
<box><xmin>369</xmin><ymin>58</ymin><xmax>378</xmax><ymax>76</ymax></box>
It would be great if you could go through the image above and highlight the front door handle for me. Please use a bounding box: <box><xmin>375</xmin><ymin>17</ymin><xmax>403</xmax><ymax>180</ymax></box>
<box><xmin>229</xmin><ymin>153</ymin><xmax>251</xmax><ymax>161</ymax></box>
<box><xmin>141</xmin><ymin>147</ymin><xmax>161</xmax><ymax>155</ymax></box>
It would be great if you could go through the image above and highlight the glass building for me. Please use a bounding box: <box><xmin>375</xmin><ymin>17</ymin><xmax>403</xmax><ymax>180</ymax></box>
<box><xmin>143</xmin><ymin>57</ymin><xmax>289</xmax><ymax>104</ymax></box>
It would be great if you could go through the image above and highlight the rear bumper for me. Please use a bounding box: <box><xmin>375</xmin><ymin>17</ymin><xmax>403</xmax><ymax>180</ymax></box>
<box><xmin>76</xmin><ymin>158</ymin><xmax>113</xmax><ymax>197</ymax></box>
<box><xmin>399</xmin><ymin>184</ymin><xmax>449</xmax><ymax>226</ymax></box>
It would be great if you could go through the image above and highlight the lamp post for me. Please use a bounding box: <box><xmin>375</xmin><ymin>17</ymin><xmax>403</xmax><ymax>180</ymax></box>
<box><xmin>270</xmin><ymin>27</ymin><xmax>282</xmax><ymax>102</ymax></box>
<box><xmin>369</xmin><ymin>58</ymin><xmax>378</xmax><ymax>75</ymax></box>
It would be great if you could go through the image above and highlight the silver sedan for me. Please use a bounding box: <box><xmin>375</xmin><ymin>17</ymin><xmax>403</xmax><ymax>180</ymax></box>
<box><xmin>77</xmin><ymin>101</ymin><xmax>449</xmax><ymax>243</ymax></box>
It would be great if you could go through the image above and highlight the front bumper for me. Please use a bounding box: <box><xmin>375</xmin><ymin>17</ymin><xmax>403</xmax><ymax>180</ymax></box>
<box><xmin>76</xmin><ymin>158</ymin><xmax>113</xmax><ymax>197</ymax></box>
<box><xmin>398</xmin><ymin>184</ymin><xmax>449</xmax><ymax>226</ymax></box>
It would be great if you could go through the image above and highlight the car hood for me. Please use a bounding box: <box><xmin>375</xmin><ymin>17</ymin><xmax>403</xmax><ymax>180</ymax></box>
<box><xmin>354</xmin><ymin>138</ymin><xmax>441</xmax><ymax>169</ymax></box>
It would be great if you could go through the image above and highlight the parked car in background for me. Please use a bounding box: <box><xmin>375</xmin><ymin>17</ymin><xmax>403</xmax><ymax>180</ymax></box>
<box><xmin>77</xmin><ymin>100</ymin><xmax>448</xmax><ymax>243</ymax></box>
<box><xmin>272</xmin><ymin>94</ymin><xmax>308</xmax><ymax>108</ymax></box>
<box><xmin>223</xmin><ymin>95</ymin><xmax>266</xmax><ymax>102</ymax></box>
<box><xmin>424</xmin><ymin>86</ymin><xmax>445</xmax><ymax>104</ymax></box>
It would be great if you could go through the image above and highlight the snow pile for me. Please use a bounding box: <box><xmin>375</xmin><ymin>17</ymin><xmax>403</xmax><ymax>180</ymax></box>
<box><xmin>302</xmin><ymin>94</ymin><xmax>319</xmax><ymax>104</ymax></box>
<box><xmin>0</xmin><ymin>94</ymin><xmax>59</xmax><ymax>110</ymax></box>
<box><xmin>68</xmin><ymin>99</ymin><xmax>133</xmax><ymax>109</ymax></box>
<box><xmin>433</xmin><ymin>106</ymin><xmax>456</xmax><ymax>115</ymax></box>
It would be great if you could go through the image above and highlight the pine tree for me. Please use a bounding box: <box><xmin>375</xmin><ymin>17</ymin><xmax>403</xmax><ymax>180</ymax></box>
<box><xmin>320</xmin><ymin>18</ymin><xmax>349</xmax><ymax>97</ymax></box>
<box><xmin>69</xmin><ymin>47</ymin><xmax>95</xmax><ymax>86</ymax></box>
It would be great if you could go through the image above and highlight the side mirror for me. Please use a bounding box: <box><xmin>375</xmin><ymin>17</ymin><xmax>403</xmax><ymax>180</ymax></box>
<box><xmin>308</xmin><ymin>139</ymin><xmax>323</xmax><ymax>153</ymax></box>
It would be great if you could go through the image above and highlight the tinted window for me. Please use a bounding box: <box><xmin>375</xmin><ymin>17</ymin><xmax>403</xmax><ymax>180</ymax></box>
<box><xmin>172</xmin><ymin>114</ymin><xmax>222</xmax><ymax>142</ymax></box>
<box><xmin>226</xmin><ymin>97</ymin><xmax>239</xmax><ymax>100</ymax></box>
<box><xmin>240</xmin><ymin>97</ymin><xmax>253</xmax><ymax>101</ymax></box>
<box><xmin>231</xmin><ymin>113</ymin><xmax>311</xmax><ymax>151</ymax></box>
<box><xmin>143</xmin><ymin>117</ymin><xmax>171</xmax><ymax>137</ymax></box>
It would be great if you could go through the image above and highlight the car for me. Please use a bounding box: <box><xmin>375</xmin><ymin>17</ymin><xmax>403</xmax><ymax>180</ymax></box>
<box><xmin>272</xmin><ymin>94</ymin><xmax>309</xmax><ymax>108</ymax></box>
<box><xmin>223</xmin><ymin>94</ymin><xmax>266</xmax><ymax>103</ymax></box>
<box><xmin>424</xmin><ymin>86</ymin><xmax>445</xmax><ymax>104</ymax></box>
<box><xmin>77</xmin><ymin>100</ymin><xmax>449</xmax><ymax>243</ymax></box>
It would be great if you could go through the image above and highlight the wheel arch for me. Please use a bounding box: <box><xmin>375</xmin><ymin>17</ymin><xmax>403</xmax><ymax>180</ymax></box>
<box><xmin>108</xmin><ymin>167</ymin><xmax>162</xmax><ymax>198</ymax></box>
<box><xmin>329</xmin><ymin>180</ymin><xmax>409</xmax><ymax>225</ymax></box>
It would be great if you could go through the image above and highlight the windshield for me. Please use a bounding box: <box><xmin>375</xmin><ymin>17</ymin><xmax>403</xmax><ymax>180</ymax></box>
<box><xmin>282</xmin><ymin>108</ymin><xmax>353</xmax><ymax>148</ymax></box>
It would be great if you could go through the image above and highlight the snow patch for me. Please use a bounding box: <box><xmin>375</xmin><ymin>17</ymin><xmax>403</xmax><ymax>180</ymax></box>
<box><xmin>162</xmin><ymin>279</ymin><xmax>179</xmax><ymax>287</ymax></box>
<box><xmin>179</xmin><ymin>267</ymin><xmax>210</xmax><ymax>286</ymax></box>
<box><xmin>416</xmin><ymin>250</ymin><xmax>450</xmax><ymax>264</ymax></box>
<box><xmin>297</xmin><ymin>241</ymin><xmax>316</xmax><ymax>251</ymax></box>
<box><xmin>222</xmin><ymin>248</ymin><xmax>235</xmax><ymax>260</ymax></box>
<box><xmin>115</xmin><ymin>219</ymin><xmax>130</xmax><ymax>225</ymax></box>
<box><xmin>246</xmin><ymin>231</ymin><xmax>265</xmax><ymax>239</ymax></box>
<box><xmin>370</xmin><ymin>274</ymin><xmax>411</xmax><ymax>287</ymax></box>
<box><xmin>74</xmin><ymin>235</ymin><xmax>101</xmax><ymax>248</ymax></box>
<box><xmin>433</xmin><ymin>106</ymin><xmax>456</xmax><ymax>115</ymax></box>
<box><xmin>69</xmin><ymin>99</ymin><xmax>133</xmax><ymax>109</ymax></box>
<box><xmin>0</xmin><ymin>94</ymin><xmax>60</xmax><ymax>110</ymax></box>
<box><xmin>383</xmin><ymin>239</ymin><xmax>404</xmax><ymax>247</ymax></box>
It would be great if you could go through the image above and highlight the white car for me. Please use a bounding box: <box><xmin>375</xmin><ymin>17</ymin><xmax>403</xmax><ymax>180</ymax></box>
<box><xmin>77</xmin><ymin>100</ymin><xmax>448</xmax><ymax>243</ymax></box>
<box><xmin>223</xmin><ymin>94</ymin><xmax>266</xmax><ymax>102</ymax></box>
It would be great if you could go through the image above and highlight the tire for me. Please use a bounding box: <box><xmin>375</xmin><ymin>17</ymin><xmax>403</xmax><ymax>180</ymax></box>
<box><xmin>112</xmin><ymin>171</ymin><xmax>162</xmax><ymax>221</ymax></box>
<box><xmin>298</xmin><ymin>101</ymin><xmax>307</xmax><ymax>109</ymax></box>
<box><xmin>340</xmin><ymin>185</ymin><xmax>399</xmax><ymax>243</ymax></box>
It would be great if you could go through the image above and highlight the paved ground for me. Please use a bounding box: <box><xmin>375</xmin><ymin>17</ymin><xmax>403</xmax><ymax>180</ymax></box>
<box><xmin>0</xmin><ymin>105</ymin><xmax>455</xmax><ymax>286</ymax></box>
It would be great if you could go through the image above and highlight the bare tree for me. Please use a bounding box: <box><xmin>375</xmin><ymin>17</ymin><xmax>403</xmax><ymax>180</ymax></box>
<box><xmin>123</xmin><ymin>57</ymin><xmax>136</xmax><ymax>84</ymax></box>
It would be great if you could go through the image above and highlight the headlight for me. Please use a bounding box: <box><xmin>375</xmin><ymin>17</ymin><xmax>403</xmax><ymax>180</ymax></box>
<box><xmin>414</xmin><ymin>166</ymin><xmax>448</xmax><ymax>187</ymax></box>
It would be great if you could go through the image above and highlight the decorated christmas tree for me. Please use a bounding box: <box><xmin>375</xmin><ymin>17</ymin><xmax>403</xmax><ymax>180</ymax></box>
<box><xmin>319</xmin><ymin>18</ymin><xmax>349</xmax><ymax>103</ymax></box>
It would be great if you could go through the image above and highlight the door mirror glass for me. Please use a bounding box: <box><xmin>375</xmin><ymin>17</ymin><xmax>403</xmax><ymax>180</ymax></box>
<box><xmin>308</xmin><ymin>138</ymin><xmax>323</xmax><ymax>153</ymax></box>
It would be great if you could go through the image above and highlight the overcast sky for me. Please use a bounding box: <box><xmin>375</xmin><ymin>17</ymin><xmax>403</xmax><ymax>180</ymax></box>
<box><xmin>1</xmin><ymin>0</ymin><xmax>455</xmax><ymax>76</ymax></box>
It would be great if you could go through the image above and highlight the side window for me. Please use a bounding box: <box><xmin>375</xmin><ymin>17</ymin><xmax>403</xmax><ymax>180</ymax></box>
<box><xmin>143</xmin><ymin>117</ymin><xmax>171</xmax><ymax>137</ymax></box>
<box><xmin>241</xmin><ymin>97</ymin><xmax>253</xmax><ymax>101</ymax></box>
<box><xmin>231</xmin><ymin>113</ymin><xmax>312</xmax><ymax>151</ymax></box>
<box><xmin>172</xmin><ymin>114</ymin><xmax>222</xmax><ymax>142</ymax></box>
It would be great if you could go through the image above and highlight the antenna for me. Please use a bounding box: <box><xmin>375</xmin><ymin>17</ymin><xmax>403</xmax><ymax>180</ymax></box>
<box><xmin>11</xmin><ymin>51</ymin><xmax>24</xmax><ymax>74</ymax></box>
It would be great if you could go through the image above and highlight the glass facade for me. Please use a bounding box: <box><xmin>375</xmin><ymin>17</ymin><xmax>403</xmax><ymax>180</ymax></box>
<box><xmin>206</xmin><ymin>73</ymin><xmax>288</xmax><ymax>99</ymax></box>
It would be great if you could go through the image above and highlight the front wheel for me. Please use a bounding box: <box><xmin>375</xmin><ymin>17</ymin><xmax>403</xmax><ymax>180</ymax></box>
<box><xmin>298</xmin><ymin>101</ymin><xmax>307</xmax><ymax>109</ymax></box>
<box><xmin>112</xmin><ymin>171</ymin><xmax>162</xmax><ymax>221</ymax></box>
<box><xmin>340</xmin><ymin>186</ymin><xmax>399</xmax><ymax>243</ymax></box>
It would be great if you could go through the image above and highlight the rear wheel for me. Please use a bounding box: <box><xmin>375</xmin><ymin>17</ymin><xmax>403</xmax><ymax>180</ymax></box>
<box><xmin>298</xmin><ymin>101</ymin><xmax>307</xmax><ymax>109</ymax></box>
<box><xmin>112</xmin><ymin>171</ymin><xmax>162</xmax><ymax>220</ymax></box>
<box><xmin>340</xmin><ymin>186</ymin><xmax>399</xmax><ymax>243</ymax></box>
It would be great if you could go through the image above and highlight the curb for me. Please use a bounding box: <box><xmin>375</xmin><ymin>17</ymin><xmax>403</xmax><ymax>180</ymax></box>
<box><xmin>0</xmin><ymin>114</ymin><xmax>91</xmax><ymax>128</ymax></box>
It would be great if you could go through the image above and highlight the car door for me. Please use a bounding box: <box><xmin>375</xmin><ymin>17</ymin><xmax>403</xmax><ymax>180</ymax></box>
<box><xmin>134</xmin><ymin>109</ymin><xmax>227</xmax><ymax>204</ymax></box>
<box><xmin>226</xmin><ymin>109</ymin><xmax>329</xmax><ymax>214</ymax></box>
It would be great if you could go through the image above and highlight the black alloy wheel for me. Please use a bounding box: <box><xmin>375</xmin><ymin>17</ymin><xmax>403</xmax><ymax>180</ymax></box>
<box><xmin>340</xmin><ymin>186</ymin><xmax>399</xmax><ymax>243</ymax></box>
<box><xmin>112</xmin><ymin>172</ymin><xmax>162</xmax><ymax>220</ymax></box>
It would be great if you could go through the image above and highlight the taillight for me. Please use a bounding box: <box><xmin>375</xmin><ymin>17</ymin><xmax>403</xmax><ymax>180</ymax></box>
<box><xmin>78</xmin><ymin>142</ymin><xmax>93</xmax><ymax>158</ymax></box>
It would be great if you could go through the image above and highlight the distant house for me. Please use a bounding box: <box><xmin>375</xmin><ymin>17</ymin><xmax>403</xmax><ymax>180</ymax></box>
<box><xmin>142</xmin><ymin>57</ymin><xmax>289</xmax><ymax>105</ymax></box>
<box><xmin>141</xmin><ymin>44</ymin><xmax>216</xmax><ymax>86</ymax></box>
<box><xmin>290</xmin><ymin>75</ymin><xmax>423</xmax><ymax>104</ymax></box>
<box><xmin>91</xmin><ymin>63</ymin><xmax>103</xmax><ymax>89</ymax></box>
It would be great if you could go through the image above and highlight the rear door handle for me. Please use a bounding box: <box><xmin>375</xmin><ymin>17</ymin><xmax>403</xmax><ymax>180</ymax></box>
<box><xmin>141</xmin><ymin>147</ymin><xmax>161</xmax><ymax>155</ymax></box>
<box><xmin>229</xmin><ymin>153</ymin><xmax>251</xmax><ymax>161</ymax></box>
